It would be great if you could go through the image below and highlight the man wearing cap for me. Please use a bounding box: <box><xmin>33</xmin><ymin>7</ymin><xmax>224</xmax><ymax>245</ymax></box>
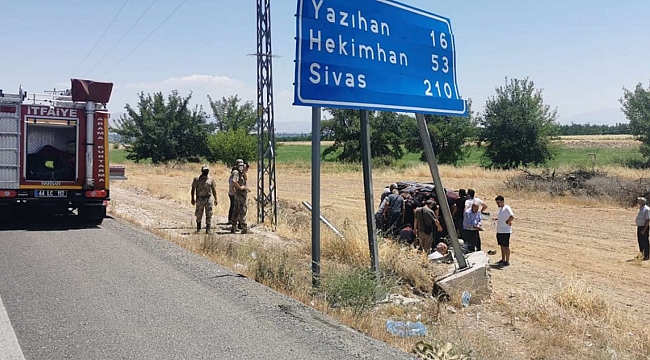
<box><xmin>383</xmin><ymin>190</ymin><xmax>408</xmax><ymax>235</ymax></box>
<box><xmin>381</xmin><ymin>183</ymin><xmax>398</xmax><ymax>203</ymax></box>
<box><xmin>635</xmin><ymin>197</ymin><xmax>650</xmax><ymax>261</ymax></box>
<box><xmin>230</xmin><ymin>159</ymin><xmax>249</xmax><ymax>234</ymax></box>
<box><xmin>191</xmin><ymin>164</ymin><xmax>217</xmax><ymax>234</ymax></box>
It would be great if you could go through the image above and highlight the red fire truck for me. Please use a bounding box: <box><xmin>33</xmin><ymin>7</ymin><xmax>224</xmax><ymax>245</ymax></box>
<box><xmin>0</xmin><ymin>79</ymin><xmax>113</xmax><ymax>224</ymax></box>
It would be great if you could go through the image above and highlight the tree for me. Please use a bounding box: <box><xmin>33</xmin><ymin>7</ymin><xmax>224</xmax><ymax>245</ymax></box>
<box><xmin>321</xmin><ymin>109</ymin><xmax>404</xmax><ymax>164</ymax></box>
<box><xmin>207</xmin><ymin>128</ymin><xmax>257</xmax><ymax>166</ymax></box>
<box><xmin>402</xmin><ymin>100</ymin><xmax>477</xmax><ymax>165</ymax></box>
<box><xmin>111</xmin><ymin>91</ymin><xmax>214</xmax><ymax>164</ymax></box>
<box><xmin>207</xmin><ymin>94</ymin><xmax>256</xmax><ymax>132</ymax></box>
<box><xmin>620</xmin><ymin>81</ymin><xmax>650</xmax><ymax>164</ymax></box>
<box><xmin>479</xmin><ymin>78</ymin><xmax>559</xmax><ymax>169</ymax></box>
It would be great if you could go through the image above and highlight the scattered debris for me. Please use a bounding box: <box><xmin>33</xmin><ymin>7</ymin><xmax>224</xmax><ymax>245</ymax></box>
<box><xmin>506</xmin><ymin>168</ymin><xmax>650</xmax><ymax>206</ymax></box>
<box><xmin>302</xmin><ymin>201</ymin><xmax>346</xmax><ymax>240</ymax></box>
<box><xmin>446</xmin><ymin>306</ymin><xmax>457</xmax><ymax>314</ymax></box>
<box><xmin>413</xmin><ymin>341</ymin><xmax>468</xmax><ymax>360</ymax></box>
<box><xmin>379</xmin><ymin>294</ymin><xmax>423</xmax><ymax>306</ymax></box>
<box><xmin>461</xmin><ymin>291</ymin><xmax>471</xmax><ymax>307</ymax></box>
<box><xmin>233</xmin><ymin>263</ymin><xmax>248</xmax><ymax>272</ymax></box>
<box><xmin>386</xmin><ymin>320</ymin><xmax>428</xmax><ymax>337</ymax></box>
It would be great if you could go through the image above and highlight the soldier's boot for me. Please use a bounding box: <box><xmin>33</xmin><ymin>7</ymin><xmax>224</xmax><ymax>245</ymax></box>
<box><xmin>240</xmin><ymin>224</ymin><xmax>249</xmax><ymax>234</ymax></box>
<box><xmin>196</xmin><ymin>222</ymin><xmax>202</xmax><ymax>233</ymax></box>
<box><xmin>230</xmin><ymin>225</ymin><xmax>237</xmax><ymax>233</ymax></box>
<box><xmin>205</xmin><ymin>224</ymin><xmax>212</xmax><ymax>234</ymax></box>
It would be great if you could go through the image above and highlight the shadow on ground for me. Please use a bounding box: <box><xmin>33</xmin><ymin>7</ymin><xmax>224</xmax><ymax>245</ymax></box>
<box><xmin>0</xmin><ymin>212</ymin><xmax>108</xmax><ymax>231</ymax></box>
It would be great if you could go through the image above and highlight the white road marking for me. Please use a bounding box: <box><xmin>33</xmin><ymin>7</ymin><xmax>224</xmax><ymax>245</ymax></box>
<box><xmin>0</xmin><ymin>295</ymin><xmax>26</xmax><ymax>360</ymax></box>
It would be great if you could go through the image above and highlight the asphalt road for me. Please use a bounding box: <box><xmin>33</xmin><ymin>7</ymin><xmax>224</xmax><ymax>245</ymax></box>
<box><xmin>0</xmin><ymin>217</ymin><xmax>414</xmax><ymax>360</ymax></box>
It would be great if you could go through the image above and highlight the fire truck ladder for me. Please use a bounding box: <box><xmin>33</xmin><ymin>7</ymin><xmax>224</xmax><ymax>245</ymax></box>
<box><xmin>0</xmin><ymin>89</ymin><xmax>23</xmax><ymax>190</ymax></box>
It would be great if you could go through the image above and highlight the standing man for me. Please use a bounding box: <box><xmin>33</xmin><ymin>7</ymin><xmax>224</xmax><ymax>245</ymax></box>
<box><xmin>494</xmin><ymin>195</ymin><xmax>515</xmax><ymax>266</ymax></box>
<box><xmin>227</xmin><ymin>163</ymin><xmax>236</xmax><ymax>225</ymax></box>
<box><xmin>191</xmin><ymin>164</ymin><xmax>217</xmax><ymax>234</ymax></box>
<box><xmin>230</xmin><ymin>159</ymin><xmax>249</xmax><ymax>234</ymax></box>
<box><xmin>414</xmin><ymin>199</ymin><xmax>443</xmax><ymax>254</ymax></box>
<box><xmin>383</xmin><ymin>190</ymin><xmax>408</xmax><ymax>235</ymax></box>
<box><xmin>636</xmin><ymin>197</ymin><xmax>650</xmax><ymax>261</ymax></box>
<box><xmin>452</xmin><ymin>189</ymin><xmax>468</xmax><ymax>238</ymax></box>
<box><xmin>465</xmin><ymin>189</ymin><xmax>488</xmax><ymax>213</ymax></box>
<box><xmin>380</xmin><ymin>183</ymin><xmax>398</xmax><ymax>203</ymax></box>
<box><xmin>463</xmin><ymin>200</ymin><xmax>484</xmax><ymax>252</ymax></box>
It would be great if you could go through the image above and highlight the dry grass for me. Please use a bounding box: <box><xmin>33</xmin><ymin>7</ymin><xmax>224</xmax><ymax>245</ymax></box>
<box><xmin>557</xmin><ymin>135</ymin><xmax>636</xmax><ymax>141</ymax></box>
<box><xmin>109</xmin><ymin>161</ymin><xmax>650</xmax><ymax>359</ymax></box>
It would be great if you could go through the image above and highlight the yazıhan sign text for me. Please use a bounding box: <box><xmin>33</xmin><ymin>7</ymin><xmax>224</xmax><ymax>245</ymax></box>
<box><xmin>293</xmin><ymin>0</ymin><xmax>467</xmax><ymax>116</ymax></box>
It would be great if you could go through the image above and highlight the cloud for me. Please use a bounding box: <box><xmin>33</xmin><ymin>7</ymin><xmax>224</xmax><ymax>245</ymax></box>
<box><xmin>112</xmin><ymin>74</ymin><xmax>312</xmax><ymax>132</ymax></box>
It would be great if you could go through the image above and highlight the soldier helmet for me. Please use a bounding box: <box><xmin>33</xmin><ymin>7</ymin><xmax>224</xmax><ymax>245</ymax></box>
<box><xmin>235</xmin><ymin>159</ymin><xmax>244</xmax><ymax>166</ymax></box>
<box><xmin>201</xmin><ymin>164</ymin><xmax>210</xmax><ymax>171</ymax></box>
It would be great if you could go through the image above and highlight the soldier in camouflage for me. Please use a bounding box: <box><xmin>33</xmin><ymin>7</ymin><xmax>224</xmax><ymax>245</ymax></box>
<box><xmin>230</xmin><ymin>159</ymin><xmax>249</xmax><ymax>234</ymax></box>
<box><xmin>191</xmin><ymin>164</ymin><xmax>218</xmax><ymax>234</ymax></box>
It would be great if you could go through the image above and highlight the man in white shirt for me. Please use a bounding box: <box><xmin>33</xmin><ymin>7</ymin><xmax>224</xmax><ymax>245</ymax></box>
<box><xmin>494</xmin><ymin>195</ymin><xmax>515</xmax><ymax>266</ymax></box>
<box><xmin>465</xmin><ymin>188</ymin><xmax>488</xmax><ymax>213</ymax></box>
<box><xmin>428</xmin><ymin>242</ymin><xmax>449</xmax><ymax>261</ymax></box>
<box><xmin>635</xmin><ymin>197</ymin><xmax>650</xmax><ymax>261</ymax></box>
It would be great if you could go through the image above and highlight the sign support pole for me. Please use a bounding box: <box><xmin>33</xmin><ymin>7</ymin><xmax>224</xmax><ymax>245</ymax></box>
<box><xmin>415</xmin><ymin>113</ymin><xmax>468</xmax><ymax>270</ymax></box>
<box><xmin>360</xmin><ymin>110</ymin><xmax>380</xmax><ymax>278</ymax></box>
<box><xmin>311</xmin><ymin>106</ymin><xmax>322</xmax><ymax>288</ymax></box>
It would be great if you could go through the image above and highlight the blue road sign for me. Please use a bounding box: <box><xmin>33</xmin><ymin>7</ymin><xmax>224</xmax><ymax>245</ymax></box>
<box><xmin>293</xmin><ymin>0</ymin><xmax>467</xmax><ymax>116</ymax></box>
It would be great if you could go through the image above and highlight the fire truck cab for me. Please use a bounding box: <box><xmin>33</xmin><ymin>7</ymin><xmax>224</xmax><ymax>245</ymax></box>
<box><xmin>0</xmin><ymin>79</ymin><xmax>113</xmax><ymax>224</ymax></box>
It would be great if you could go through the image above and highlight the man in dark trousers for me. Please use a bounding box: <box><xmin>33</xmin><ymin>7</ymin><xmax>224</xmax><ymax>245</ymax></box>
<box><xmin>383</xmin><ymin>190</ymin><xmax>407</xmax><ymax>235</ymax></box>
<box><xmin>636</xmin><ymin>197</ymin><xmax>650</xmax><ymax>261</ymax></box>
<box><xmin>452</xmin><ymin>189</ymin><xmax>467</xmax><ymax>238</ymax></box>
<box><xmin>414</xmin><ymin>200</ymin><xmax>443</xmax><ymax>254</ymax></box>
<box><xmin>191</xmin><ymin>164</ymin><xmax>218</xmax><ymax>234</ymax></box>
<box><xmin>230</xmin><ymin>159</ymin><xmax>249</xmax><ymax>234</ymax></box>
<box><xmin>463</xmin><ymin>200</ymin><xmax>484</xmax><ymax>252</ymax></box>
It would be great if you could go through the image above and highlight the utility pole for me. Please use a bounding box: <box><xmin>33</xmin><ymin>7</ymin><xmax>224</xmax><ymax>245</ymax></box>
<box><xmin>255</xmin><ymin>0</ymin><xmax>278</xmax><ymax>228</ymax></box>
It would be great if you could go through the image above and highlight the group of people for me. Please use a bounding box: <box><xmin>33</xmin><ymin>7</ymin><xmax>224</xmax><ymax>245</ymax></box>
<box><xmin>190</xmin><ymin>159</ymin><xmax>250</xmax><ymax>235</ymax></box>
<box><xmin>377</xmin><ymin>183</ymin><xmax>515</xmax><ymax>267</ymax></box>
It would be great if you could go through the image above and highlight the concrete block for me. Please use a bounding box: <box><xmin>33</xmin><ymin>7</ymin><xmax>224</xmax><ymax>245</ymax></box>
<box><xmin>434</xmin><ymin>251</ymin><xmax>492</xmax><ymax>305</ymax></box>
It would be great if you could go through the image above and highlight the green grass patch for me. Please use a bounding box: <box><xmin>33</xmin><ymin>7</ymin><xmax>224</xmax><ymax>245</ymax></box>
<box><xmin>322</xmin><ymin>267</ymin><xmax>392</xmax><ymax>315</ymax></box>
<box><xmin>108</xmin><ymin>148</ymin><xmax>151</xmax><ymax>164</ymax></box>
<box><xmin>110</xmin><ymin>143</ymin><xmax>645</xmax><ymax>169</ymax></box>
<box><xmin>109</xmin><ymin>148</ymin><xmax>129</xmax><ymax>164</ymax></box>
<box><xmin>546</xmin><ymin>146</ymin><xmax>644</xmax><ymax>168</ymax></box>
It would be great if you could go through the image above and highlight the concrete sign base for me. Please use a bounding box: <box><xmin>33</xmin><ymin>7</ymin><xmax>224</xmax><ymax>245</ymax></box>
<box><xmin>435</xmin><ymin>252</ymin><xmax>492</xmax><ymax>305</ymax></box>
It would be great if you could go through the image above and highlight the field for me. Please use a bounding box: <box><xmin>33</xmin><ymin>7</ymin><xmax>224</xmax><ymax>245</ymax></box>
<box><xmin>274</xmin><ymin>137</ymin><xmax>644</xmax><ymax>168</ymax></box>
<box><xmin>106</xmin><ymin>136</ymin><xmax>650</xmax><ymax>359</ymax></box>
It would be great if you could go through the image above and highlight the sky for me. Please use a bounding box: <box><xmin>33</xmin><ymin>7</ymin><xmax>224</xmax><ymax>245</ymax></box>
<box><xmin>1</xmin><ymin>0</ymin><xmax>649</xmax><ymax>133</ymax></box>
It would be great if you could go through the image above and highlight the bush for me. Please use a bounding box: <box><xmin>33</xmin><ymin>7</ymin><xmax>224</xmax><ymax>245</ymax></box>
<box><xmin>207</xmin><ymin>129</ymin><xmax>256</xmax><ymax>165</ymax></box>
<box><xmin>322</xmin><ymin>267</ymin><xmax>390</xmax><ymax>315</ymax></box>
<box><xmin>252</xmin><ymin>252</ymin><xmax>296</xmax><ymax>293</ymax></box>
<box><xmin>505</xmin><ymin>168</ymin><xmax>650</xmax><ymax>206</ymax></box>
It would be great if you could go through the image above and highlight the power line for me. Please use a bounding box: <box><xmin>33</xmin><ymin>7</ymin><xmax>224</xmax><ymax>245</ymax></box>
<box><xmin>84</xmin><ymin>0</ymin><xmax>159</xmax><ymax>78</ymax></box>
<box><xmin>69</xmin><ymin>0</ymin><xmax>130</xmax><ymax>78</ymax></box>
<box><xmin>98</xmin><ymin>0</ymin><xmax>189</xmax><ymax>78</ymax></box>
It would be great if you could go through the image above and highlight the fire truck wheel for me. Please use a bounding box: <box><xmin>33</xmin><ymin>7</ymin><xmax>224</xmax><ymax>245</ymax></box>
<box><xmin>78</xmin><ymin>204</ymin><xmax>106</xmax><ymax>226</ymax></box>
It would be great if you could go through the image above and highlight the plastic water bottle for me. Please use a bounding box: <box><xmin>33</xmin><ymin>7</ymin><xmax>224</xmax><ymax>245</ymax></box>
<box><xmin>461</xmin><ymin>291</ymin><xmax>471</xmax><ymax>307</ymax></box>
<box><xmin>386</xmin><ymin>320</ymin><xmax>427</xmax><ymax>337</ymax></box>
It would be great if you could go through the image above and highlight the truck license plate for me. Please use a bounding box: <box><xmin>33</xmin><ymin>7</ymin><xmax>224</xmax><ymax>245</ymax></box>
<box><xmin>35</xmin><ymin>190</ymin><xmax>67</xmax><ymax>198</ymax></box>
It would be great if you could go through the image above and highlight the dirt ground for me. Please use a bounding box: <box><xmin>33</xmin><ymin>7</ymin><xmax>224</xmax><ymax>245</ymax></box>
<box><xmin>108</xmin><ymin>163</ymin><xmax>650</xmax><ymax>359</ymax></box>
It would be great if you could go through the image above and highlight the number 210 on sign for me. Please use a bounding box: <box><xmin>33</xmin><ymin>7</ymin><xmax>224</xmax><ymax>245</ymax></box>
<box><xmin>423</xmin><ymin>30</ymin><xmax>454</xmax><ymax>99</ymax></box>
